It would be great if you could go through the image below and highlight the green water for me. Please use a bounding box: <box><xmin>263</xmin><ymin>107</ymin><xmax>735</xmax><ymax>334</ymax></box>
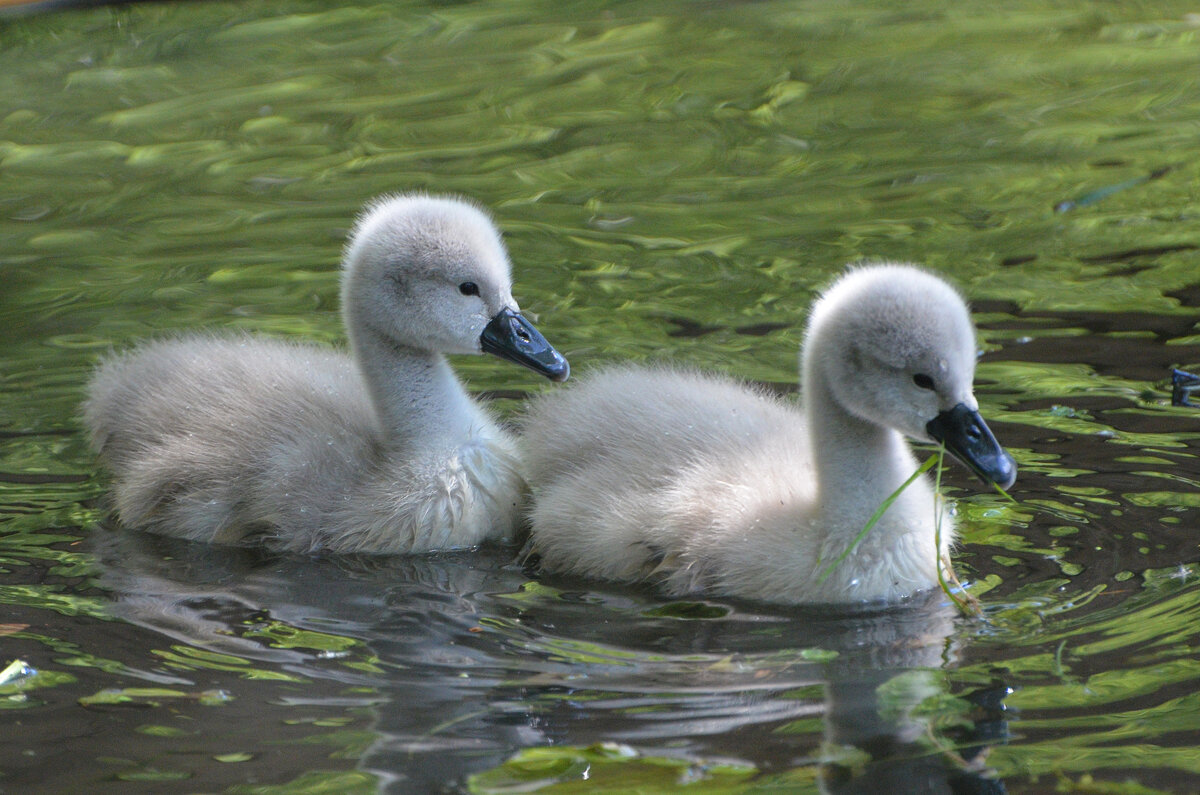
<box><xmin>2</xmin><ymin>1</ymin><xmax>1199</xmax><ymax>792</ymax></box>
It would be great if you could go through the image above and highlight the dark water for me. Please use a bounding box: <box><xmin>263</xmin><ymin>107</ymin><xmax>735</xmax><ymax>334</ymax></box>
<box><xmin>2</xmin><ymin>1</ymin><xmax>1200</xmax><ymax>793</ymax></box>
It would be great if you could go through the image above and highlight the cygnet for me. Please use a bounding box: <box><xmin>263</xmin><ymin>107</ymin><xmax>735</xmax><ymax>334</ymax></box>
<box><xmin>84</xmin><ymin>194</ymin><xmax>569</xmax><ymax>554</ymax></box>
<box><xmin>520</xmin><ymin>264</ymin><xmax>1014</xmax><ymax>604</ymax></box>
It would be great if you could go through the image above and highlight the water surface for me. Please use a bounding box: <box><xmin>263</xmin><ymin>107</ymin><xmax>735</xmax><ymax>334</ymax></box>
<box><xmin>2</xmin><ymin>1</ymin><xmax>1199</xmax><ymax>792</ymax></box>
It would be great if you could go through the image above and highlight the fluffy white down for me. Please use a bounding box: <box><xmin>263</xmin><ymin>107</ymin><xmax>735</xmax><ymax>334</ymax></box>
<box><xmin>83</xmin><ymin>195</ymin><xmax>529</xmax><ymax>554</ymax></box>
<box><xmin>521</xmin><ymin>264</ymin><xmax>984</xmax><ymax>605</ymax></box>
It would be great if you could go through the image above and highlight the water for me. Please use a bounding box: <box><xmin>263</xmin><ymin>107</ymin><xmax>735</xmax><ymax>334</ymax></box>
<box><xmin>2</xmin><ymin>0</ymin><xmax>1199</xmax><ymax>792</ymax></box>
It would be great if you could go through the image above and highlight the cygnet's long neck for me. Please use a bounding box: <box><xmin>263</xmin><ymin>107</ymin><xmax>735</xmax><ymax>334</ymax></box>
<box><xmin>802</xmin><ymin>361</ymin><xmax>919</xmax><ymax>528</ymax></box>
<box><xmin>350</xmin><ymin>326</ymin><xmax>479</xmax><ymax>451</ymax></box>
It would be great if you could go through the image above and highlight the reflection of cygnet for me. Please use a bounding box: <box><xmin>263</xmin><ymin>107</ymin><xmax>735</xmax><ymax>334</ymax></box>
<box><xmin>522</xmin><ymin>264</ymin><xmax>1015</xmax><ymax>604</ymax></box>
<box><xmin>820</xmin><ymin>597</ymin><xmax>971</xmax><ymax>795</ymax></box>
<box><xmin>84</xmin><ymin>195</ymin><xmax>568</xmax><ymax>555</ymax></box>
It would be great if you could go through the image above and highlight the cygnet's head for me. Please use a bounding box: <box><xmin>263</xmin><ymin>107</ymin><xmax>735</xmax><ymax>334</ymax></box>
<box><xmin>804</xmin><ymin>263</ymin><xmax>1015</xmax><ymax>488</ymax></box>
<box><xmin>341</xmin><ymin>193</ymin><xmax>568</xmax><ymax>381</ymax></box>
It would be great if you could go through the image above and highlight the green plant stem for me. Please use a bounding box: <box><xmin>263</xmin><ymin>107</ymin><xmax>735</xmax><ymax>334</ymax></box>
<box><xmin>992</xmin><ymin>481</ymin><xmax>1017</xmax><ymax>502</ymax></box>
<box><xmin>933</xmin><ymin>445</ymin><xmax>982</xmax><ymax>616</ymax></box>
<box><xmin>816</xmin><ymin>454</ymin><xmax>939</xmax><ymax>586</ymax></box>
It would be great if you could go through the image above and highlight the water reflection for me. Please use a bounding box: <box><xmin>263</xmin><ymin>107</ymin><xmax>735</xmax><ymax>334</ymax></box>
<box><xmin>90</xmin><ymin>527</ymin><xmax>1010</xmax><ymax>792</ymax></box>
<box><xmin>3</xmin><ymin>0</ymin><xmax>1200</xmax><ymax>791</ymax></box>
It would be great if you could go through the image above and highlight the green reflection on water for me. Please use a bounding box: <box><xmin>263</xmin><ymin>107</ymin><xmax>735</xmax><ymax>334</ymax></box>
<box><xmin>241</xmin><ymin>620</ymin><xmax>362</xmax><ymax>653</ymax></box>
<box><xmin>288</xmin><ymin>729</ymin><xmax>379</xmax><ymax>759</ymax></box>
<box><xmin>0</xmin><ymin>582</ymin><xmax>107</xmax><ymax>620</ymax></box>
<box><xmin>78</xmin><ymin>686</ymin><xmax>234</xmax><ymax>708</ymax></box>
<box><xmin>468</xmin><ymin>743</ymin><xmax>766</xmax><ymax>795</ymax></box>
<box><xmin>0</xmin><ymin>664</ymin><xmax>75</xmax><ymax>709</ymax></box>
<box><xmin>152</xmin><ymin>645</ymin><xmax>307</xmax><ymax>681</ymax></box>
<box><xmin>2</xmin><ymin>0</ymin><xmax>1200</xmax><ymax>791</ymax></box>
<box><xmin>224</xmin><ymin>770</ymin><xmax>382</xmax><ymax>795</ymax></box>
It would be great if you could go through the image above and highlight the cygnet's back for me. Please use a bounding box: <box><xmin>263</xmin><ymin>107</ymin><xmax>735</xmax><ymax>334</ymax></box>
<box><xmin>521</xmin><ymin>264</ymin><xmax>1015</xmax><ymax>605</ymax></box>
<box><xmin>84</xmin><ymin>194</ymin><xmax>569</xmax><ymax>554</ymax></box>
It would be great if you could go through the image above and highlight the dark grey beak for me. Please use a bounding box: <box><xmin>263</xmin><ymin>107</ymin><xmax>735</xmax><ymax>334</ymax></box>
<box><xmin>480</xmin><ymin>308</ymin><xmax>570</xmax><ymax>382</ymax></box>
<box><xmin>926</xmin><ymin>403</ymin><xmax>1016</xmax><ymax>490</ymax></box>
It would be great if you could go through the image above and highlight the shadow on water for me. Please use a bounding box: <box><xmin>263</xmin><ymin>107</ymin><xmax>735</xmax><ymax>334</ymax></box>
<box><xmin>83</xmin><ymin>528</ymin><xmax>1010</xmax><ymax>793</ymax></box>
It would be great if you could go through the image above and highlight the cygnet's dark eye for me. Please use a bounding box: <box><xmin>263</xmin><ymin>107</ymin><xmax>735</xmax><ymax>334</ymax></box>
<box><xmin>913</xmin><ymin>373</ymin><xmax>936</xmax><ymax>390</ymax></box>
<box><xmin>458</xmin><ymin>282</ymin><xmax>479</xmax><ymax>297</ymax></box>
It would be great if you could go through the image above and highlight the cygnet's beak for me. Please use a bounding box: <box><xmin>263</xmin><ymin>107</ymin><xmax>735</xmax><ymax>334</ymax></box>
<box><xmin>480</xmin><ymin>308</ymin><xmax>570</xmax><ymax>382</ymax></box>
<box><xmin>925</xmin><ymin>403</ymin><xmax>1016</xmax><ymax>490</ymax></box>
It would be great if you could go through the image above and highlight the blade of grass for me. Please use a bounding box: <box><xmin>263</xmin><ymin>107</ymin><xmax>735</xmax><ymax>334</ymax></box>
<box><xmin>933</xmin><ymin>445</ymin><xmax>982</xmax><ymax>616</ymax></box>
<box><xmin>815</xmin><ymin>454</ymin><xmax>939</xmax><ymax>586</ymax></box>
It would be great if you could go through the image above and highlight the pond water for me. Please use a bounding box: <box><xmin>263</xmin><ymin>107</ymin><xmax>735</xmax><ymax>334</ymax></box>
<box><xmin>2</xmin><ymin>0</ymin><xmax>1200</xmax><ymax>792</ymax></box>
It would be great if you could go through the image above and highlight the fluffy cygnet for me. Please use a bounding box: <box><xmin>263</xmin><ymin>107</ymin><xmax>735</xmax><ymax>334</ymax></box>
<box><xmin>84</xmin><ymin>194</ymin><xmax>569</xmax><ymax>554</ymax></box>
<box><xmin>520</xmin><ymin>264</ymin><xmax>1015</xmax><ymax>604</ymax></box>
